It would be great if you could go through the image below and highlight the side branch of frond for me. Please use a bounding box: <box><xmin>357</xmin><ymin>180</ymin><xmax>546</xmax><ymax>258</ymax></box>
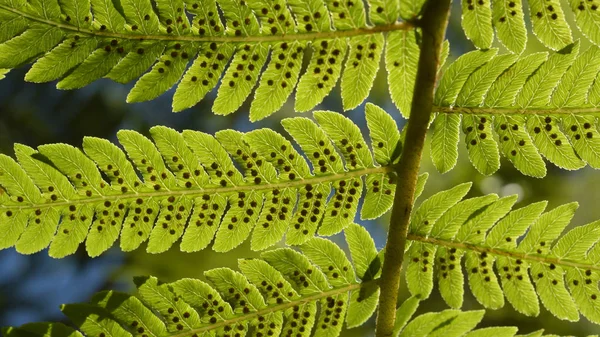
<box><xmin>408</xmin><ymin>233</ymin><xmax>600</xmax><ymax>272</ymax></box>
<box><xmin>434</xmin><ymin>106</ymin><xmax>600</xmax><ymax>116</ymax></box>
<box><xmin>0</xmin><ymin>165</ymin><xmax>394</xmax><ymax>211</ymax></box>
<box><xmin>0</xmin><ymin>4</ymin><xmax>412</xmax><ymax>43</ymax></box>
<box><xmin>171</xmin><ymin>280</ymin><xmax>375</xmax><ymax>337</ymax></box>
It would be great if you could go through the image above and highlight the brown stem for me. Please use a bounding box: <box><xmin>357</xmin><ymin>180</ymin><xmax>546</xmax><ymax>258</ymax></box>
<box><xmin>374</xmin><ymin>1</ymin><xmax>451</xmax><ymax>336</ymax></box>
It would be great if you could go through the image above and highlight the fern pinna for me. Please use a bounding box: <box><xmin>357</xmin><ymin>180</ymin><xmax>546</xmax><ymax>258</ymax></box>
<box><xmin>0</xmin><ymin>0</ymin><xmax>418</xmax><ymax>119</ymax></box>
<box><xmin>431</xmin><ymin>41</ymin><xmax>600</xmax><ymax>177</ymax></box>
<box><xmin>0</xmin><ymin>103</ymin><xmax>415</xmax><ymax>257</ymax></box>
<box><xmin>406</xmin><ymin>183</ymin><xmax>600</xmax><ymax>325</ymax></box>
<box><xmin>0</xmin><ymin>223</ymin><xmax>586</xmax><ymax>337</ymax></box>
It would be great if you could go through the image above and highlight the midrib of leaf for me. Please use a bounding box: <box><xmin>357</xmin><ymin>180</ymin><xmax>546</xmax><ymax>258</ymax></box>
<box><xmin>170</xmin><ymin>279</ymin><xmax>374</xmax><ymax>337</ymax></box>
<box><xmin>408</xmin><ymin>233</ymin><xmax>600</xmax><ymax>272</ymax></box>
<box><xmin>434</xmin><ymin>106</ymin><xmax>600</xmax><ymax>115</ymax></box>
<box><xmin>0</xmin><ymin>4</ymin><xmax>411</xmax><ymax>43</ymax></box>
<box><xmin>0</xmin><ymin>165</ymin><xmax>393</xmax><ymax>210</ymax></box>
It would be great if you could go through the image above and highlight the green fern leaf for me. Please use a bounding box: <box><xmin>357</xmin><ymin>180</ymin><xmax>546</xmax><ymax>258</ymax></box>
<box><xmin>516</xmin><ymin>330</ymin><xmax>545</xmax><ymax>337</ymax></box>
<box><xmin>492</xmin><ymin>0</ymin><xmax>527</xmax><ymax>53</ymax></box>
<box><xmin>25</xmin><ymin>37</ymin><xmax>98</xmax><ymax>82</ymax></box>
<box><xmin>405</xmin><ymin>183</ymin><xmax>472</xmax><ymax>299</ymax></box>
<box><xmin>528</xmin><ymin>0</ymin><xmax>573</xmax><ymax>50</ymax></box>
<box><xmin>465</xmin><ymin>327</ymin><xmax>519</xmax><ymax>337</ymax></box>
<box><xmin>433</xmin><ymin>42</ymin><xmax>600</xmax><ymax>177</ymax></box>
<box><xmin>385</xmin><ymin>29</ymin><xmax>419</xmax><ymax>119</ymax></box>
<box><xmin>1</xmin><ymin>228</ymin><xmax>530</xmax><ymax>337</ymax></box>
<box><xmin>460</xmin><ymin>0</ymin><xmax>493</xmax><ymax>49</ymax></box>
<box><xmin>399</xmin><ymin>309</ymin><xmax>484</xmax><ymax>337</ymax></box>
<box><xmin>391</xmin><ymin>295</ymin><xmax>420</xmax><ymax>336</ymax></box>
<box><xmin>570</xmin><ymin>0</ymin><xmax>600</xmax><ymax>47</ymax></box>
<box><xmin>0</xmin><ymin>0</ymin><xmax>413</xmax><ymax>117</ymax></box>
<box><xmin>91</xmin><ymin>290</ymin><xmax>167</xmax><ymax>337</ymax></box>
<box><xmin>0</xmin><ymin>104</ymin><xmax>403</xmax><ymax>257</ymax></box>
<box><xmin>406</xmin><ymin>182</ymin><xmax>600</xmax><ymax>326</ymax></box>
<box><xmin>431</xmin><ymin>49</ymin><xmax>497</xmax><ymax>173</ymax></box>
<box><xmin>249</xmin><ymin>42</ymin><xmax>305</xmax><ymax>121</ymax></box>
<box><xmin>60</xmin><ymin>303</ymin><xmax>131</xmax><ymax>337</ymax></box>
<box><xmin>0</xmin><ymin>26</ymin><xmax>64</xmax><ymax>68</ymax></box>
<box><xmin>399</xmin><ymin>0</ymin><xmax>424</xmax><ymax>20</ymax></box>
<box><xmin>341</xmin><ymin>34</ymin><xmax>384</xmax><ymax>111</ymax></box>
<box><xmin>457</xmin><ymin>54</ymin><xmax>518</xmax><ymax>175</ymax></box>
<box><xmin>2</xmin><ymin>323</ymin><xmax>83</xmax><ymax>337</ymax></box>
<box><xmin>295</xmin><ymin>38</ymin><xmax>346</xmax><ymax>112</ymax></box>
<box><xmin>127</xmin><ymin>43</ymin><xmax>194</xmax><ymax>103</ymax></box>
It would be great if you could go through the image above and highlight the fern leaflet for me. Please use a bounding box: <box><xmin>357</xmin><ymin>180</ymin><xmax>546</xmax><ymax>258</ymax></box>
<box><xmin>0</xmin><ymin>103</ymin><xmax>412</xmax><ymax>258</ymax></box>
<box><xmin>432</xmin><ymin>43</ymin><xmax>600</xmax><ymax>177</ymax></box>
<box><xmin>0</xmin><ymin>0</ymin><xmax>422</xmax><ymax>119</ymax></box>
<box><xmin>405</xmin><ymin>182</ymin><xmax>600</xmax><ymax>326</ymax></box>
<box><xmin>458</xmin><ymin>0</ymin><xmax>600</xmax><ymax>53</ymax></box>
<box><xmin>0</xmin><ymin>229</ymin><xmax>565</xmax><ymax>337</ymax></box>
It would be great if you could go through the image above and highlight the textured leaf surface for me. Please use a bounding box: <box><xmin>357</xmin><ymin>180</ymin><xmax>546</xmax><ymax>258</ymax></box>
<box><xmin>0</xmin><ymin>0</ymin><xmax>411</xmax><ymax>117</ymax></box>
<box><xmin>406</xmin><ymin>182</ymin><xmax>600</xmax><ymax>326</ymax></box>
<box><xmin>434</xmin><ymin>43</ymin><xmax>600</xmax><ymax>177</ymax></box>
<box><xmin>0</xmin><ymin>105</ymin><xmax>399</xmax><ymax>257</ymax></box>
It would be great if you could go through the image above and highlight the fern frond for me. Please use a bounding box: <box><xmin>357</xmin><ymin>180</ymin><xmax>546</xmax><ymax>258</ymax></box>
<box><xmin>0</xmin><ymin>230</ymin><xmax>548</xmax><ymax>337</ymax></box>
<box><xmin>458</xmin><ymin>0</ymin><xmax>600</xmax><ymax>53</ymax></box>
<box><xmin>405</xmin><ymin>182</ymin><xmax>600</xmax><ymax>325</ymax></box>
<box><xmin>0</xmin><ymin>0</ymin><xmax>422</xmax><ymax>119</ymax></box>
<box><xmin>431</xmin><ymin>43</ymin><xmax>600</xmax><ymax>177</ymax></box>
<box><xmin>0</xmin><ymin>103</ymin><xmax>413</xmax><ymax>257</ymax></box>
<box><xmin>1</xmin><ymin>229</ymin><xmax>381</xmax><ymax>337</ymax></box>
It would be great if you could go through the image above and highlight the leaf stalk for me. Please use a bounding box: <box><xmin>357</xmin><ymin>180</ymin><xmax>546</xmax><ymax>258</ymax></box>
<box><xmin>374</xmin><ymin>1</ymin><xmax>451</xmax><ymax>336</ymax></box>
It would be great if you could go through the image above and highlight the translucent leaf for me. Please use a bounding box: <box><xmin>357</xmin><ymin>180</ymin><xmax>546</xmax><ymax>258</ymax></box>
<box><xmin>249</xmin><ymin>42</ymin><xmax>305</xmax><ymax>121</ymax></box>
<box><xmin>386</xmin><ymin>29</ymin><xmax>419</xmax><ymax>118</ymax></box>
<box><xmin>341</xmin><ymin>34</ymin><xmax>383</xmax><ymax>110</ymax></box>
<box><xmin>25</xmin><ymin>37</ymin><xmax>98</xmax><ymax>83</ymax></box>
<box><xmin>528</xmin><ymin>0</ymin><xmax>573</xmax><ymax>50</ymax></box>
<box><xmin>0</xmin><ymin>27</ymin><xmax>64</xmax><ymax>68</ymax></box>
<box><xmin>461</xmin><ymin>0</ymin><xmax>493</xmax><ymax>49</ymax></box>
<box><xmin>295</xmin><ymin>39</ymin><xmax>347</xmax><ymax>112</ymax></box>
<box><xmin>571</xmin><ymin>0</ymin><xmax>600</xmax><ymax>47</ymax></box>
<box><xmin>392</xmin><ymin>296</ymin><xmax>420</xmax><ymax>337</ymax></box>
<box><xmin>492</xmin><ymin>0</ymin><xmax>527</xmax><ymax>53</ymax></box>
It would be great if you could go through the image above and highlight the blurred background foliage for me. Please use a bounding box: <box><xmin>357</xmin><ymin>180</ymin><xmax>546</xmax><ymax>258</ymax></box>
<box><xmin>1</xmin><ymin>0</ymin><xmax>599</xmax><ymax>335</ymax></box>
